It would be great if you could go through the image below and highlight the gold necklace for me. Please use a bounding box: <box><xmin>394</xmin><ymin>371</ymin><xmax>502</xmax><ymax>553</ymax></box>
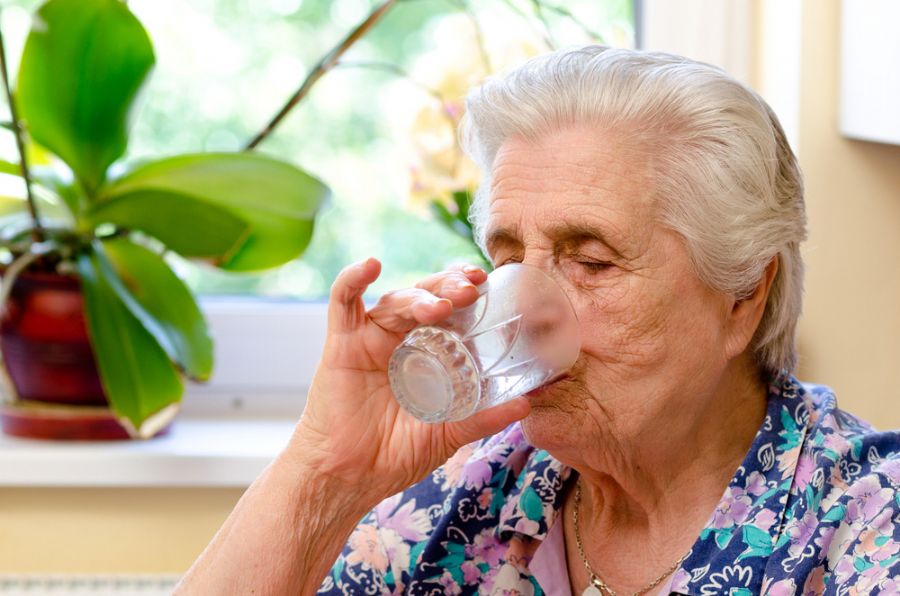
<box><xmin>572</xmin><ymin>479</ymin><xmax>689</xmax><ymax>596</ymax></box>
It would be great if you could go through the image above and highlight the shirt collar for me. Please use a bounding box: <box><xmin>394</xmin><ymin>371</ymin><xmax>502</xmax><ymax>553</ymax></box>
<box><xmin>663</xmin><ymin>374</ymin><xmax>812</xmax><ymax>594</ymax></box>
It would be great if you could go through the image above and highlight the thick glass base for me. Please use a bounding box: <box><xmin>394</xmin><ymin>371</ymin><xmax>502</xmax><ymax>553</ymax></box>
<box><xmin>388</xmin><ymin>327</ymin><xmax>480</xmax><ymax>422</ymax></box>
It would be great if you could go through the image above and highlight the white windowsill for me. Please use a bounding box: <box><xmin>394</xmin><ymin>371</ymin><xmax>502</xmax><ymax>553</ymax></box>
<box><xmin>0</xmin><ymin>416</ymin><xmax>297</xmax><ymax>488</ymax></box>
<box><xmin>0</xmin><ymin>289</ymin><xmax>331</xmax><ymax>488</ymax></box>
<box><xmin>0</xmin><ymin>298</ymin><xmax>322</xmax><ymax>489</ymax></box>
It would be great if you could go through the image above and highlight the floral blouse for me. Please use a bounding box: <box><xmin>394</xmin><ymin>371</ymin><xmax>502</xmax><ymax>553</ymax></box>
<box><xmin>317</xmin><ymin>376</ymin><xmax>900</xmax><ymax>594</ymax></box>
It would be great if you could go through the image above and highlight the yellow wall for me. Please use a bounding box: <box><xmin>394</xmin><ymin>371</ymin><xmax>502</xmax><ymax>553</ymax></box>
<box><xmin>2</xmin><ymin>0</ymin><xmax>898</xmax><ymax>578</ymax></box>
<box><xmin>792</xmin><ymin>0</ymin><xmax>900</xmax><ymax>428</ymax></box>
<box><xmin>0</xmin><ymin>488</ymin><xmax>243</xmax><ymax>573</ymax></box>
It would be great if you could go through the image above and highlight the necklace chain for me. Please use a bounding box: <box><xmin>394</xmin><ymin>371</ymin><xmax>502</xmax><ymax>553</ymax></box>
<box><xmin>572</xmin><ymin>479</ymin><xmax>689</xmax><ymax>596</ymax></box>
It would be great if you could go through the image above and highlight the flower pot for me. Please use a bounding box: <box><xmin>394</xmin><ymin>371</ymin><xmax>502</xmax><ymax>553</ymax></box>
<box><xmin>0</xmin><ymin>270</ymin><xmax>172</xmax><ymax>440</ymax></box>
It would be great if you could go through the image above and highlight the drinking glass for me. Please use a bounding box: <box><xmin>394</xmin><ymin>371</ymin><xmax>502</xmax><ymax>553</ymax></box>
<box><xmin>388</xmin><ymin>264</ymin><xmax>580</xmax><ymax>422</ymax></box>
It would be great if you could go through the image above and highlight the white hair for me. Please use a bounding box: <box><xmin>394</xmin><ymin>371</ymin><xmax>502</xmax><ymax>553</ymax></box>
<box><xmin>460</xmin><ymin>46</ymin><xmax>807</xmax><ymax>377</ymax></box>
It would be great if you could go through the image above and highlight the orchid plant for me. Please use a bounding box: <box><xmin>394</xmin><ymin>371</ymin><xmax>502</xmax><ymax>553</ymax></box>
<box><xmin>0</xmin><ymin>0</ymin><xmax>327</xmax><ymax>436</ymax></box>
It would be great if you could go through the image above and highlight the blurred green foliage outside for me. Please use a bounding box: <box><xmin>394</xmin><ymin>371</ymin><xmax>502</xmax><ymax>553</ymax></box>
<box><xmin>0</xmin><ymin>0</ymin><xmax>633</xmax><ymax>299</ymax></box>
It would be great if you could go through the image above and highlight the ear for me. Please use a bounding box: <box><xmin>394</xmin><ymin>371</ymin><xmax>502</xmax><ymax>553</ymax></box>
<box><xmin>724</xmin><ymin>257</ymin><xmax>779</xmax><ymax>359</ymax></box>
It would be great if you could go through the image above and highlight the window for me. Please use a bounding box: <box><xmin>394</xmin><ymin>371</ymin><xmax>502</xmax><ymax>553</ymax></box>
<box><xmin>3</xmin><ymin>0</ymin><xmax>636</xmax><ymax>301</ymax></box>
<box><xmin>1</xmin><ymin>0</ymin><xmax>635</xmax><ymax>400</ymax></box>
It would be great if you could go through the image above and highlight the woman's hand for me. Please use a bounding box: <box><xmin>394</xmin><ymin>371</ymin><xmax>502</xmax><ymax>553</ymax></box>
<box><xmin>291</xmin><ymin>257</ymin><xmax>530</xmax><ymax>504</ymax></box>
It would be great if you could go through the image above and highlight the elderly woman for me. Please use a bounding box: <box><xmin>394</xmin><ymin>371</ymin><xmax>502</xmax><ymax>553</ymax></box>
<box><xmin>177</xmin><ymin>47</ymin><xmax>899</xmax><ymax>594</ymax></box>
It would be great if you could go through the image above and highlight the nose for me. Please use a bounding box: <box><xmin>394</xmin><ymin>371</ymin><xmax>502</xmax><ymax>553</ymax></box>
<box><xmin>520</xmin><ymin>251</ymin><xmax>551</xmax><ymax>271</ymax></box>
<box><xmin>519</xmin><ymin>253</ymin><xmax>577</xmax><ymax>303</ymax></box>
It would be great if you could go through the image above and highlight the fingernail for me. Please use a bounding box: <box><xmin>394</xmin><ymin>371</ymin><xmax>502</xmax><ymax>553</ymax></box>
<box><xmin>463</xmin><ymin>265</ymin><xmax>482</xmax><ymax>274</ymax></box>
<box><xmin>455</xmin><ymin>280</ymin><xmax>474</xmax><ymax>291</ymax></box>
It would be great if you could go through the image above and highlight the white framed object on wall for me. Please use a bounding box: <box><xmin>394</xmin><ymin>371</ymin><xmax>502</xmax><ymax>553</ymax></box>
<box><xmin>840</xmin><ymin>0</ymin><xmax>900</xmax><ymax>145</ymax></box>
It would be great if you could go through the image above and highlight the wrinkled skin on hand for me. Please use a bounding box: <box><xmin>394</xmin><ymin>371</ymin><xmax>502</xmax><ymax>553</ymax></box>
<box><xmin>293</xmin><ymin>258</ymin><xmax>531</xmax><ymax>506</ymax></box>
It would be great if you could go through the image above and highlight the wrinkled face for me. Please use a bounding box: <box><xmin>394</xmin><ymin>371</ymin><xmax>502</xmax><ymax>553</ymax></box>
<box><xmin>484</xmin><ymin>127</ymin><xmax>736</xmax><ymax>450</ymax></box>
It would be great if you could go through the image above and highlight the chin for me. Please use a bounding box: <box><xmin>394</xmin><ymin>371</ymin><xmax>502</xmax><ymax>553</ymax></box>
<box><xmin>520</xmin><ymin>407</ymin><xmax>583</xmax><ymax>453</ymax></box>
<box><xmin>520</xmin><ymin>379</ymin><xmax>590</xmax><ymax>451</ymax></box>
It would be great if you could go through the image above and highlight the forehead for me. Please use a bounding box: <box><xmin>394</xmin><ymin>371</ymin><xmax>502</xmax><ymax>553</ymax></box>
<box><xmin>485</xmin><ymin>127</ymin><xmax>656</xmax><ymax>246</ymax></box>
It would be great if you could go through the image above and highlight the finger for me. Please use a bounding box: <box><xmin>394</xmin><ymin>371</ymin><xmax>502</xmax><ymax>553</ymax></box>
<box><xmin>414</xmin><ymin>264</ymin><xmax>488</xmax><ymax>308</ymax></box>
<box><xmin>368</xmin><ymin>288</ymin><xmax>453</xmax><ymax>334</ymax></box>
<box><xmin>443</xmin><ymin>397</ymin><xmax>531</xmax><ymax>451</ymax></box>
<box><xmin>328</xmin><ymin>258</ymin><xmax>382</xmax><ymax>333</ymax></box>
<box><xmin>415</xmin><ymin>263</ymin><xmax>488</xmax><ymax>291</ymax></box>
<box><xmin>458</xmin><ymin>263</ymin><xmax>489</xmax><ymax>285</ymax></box>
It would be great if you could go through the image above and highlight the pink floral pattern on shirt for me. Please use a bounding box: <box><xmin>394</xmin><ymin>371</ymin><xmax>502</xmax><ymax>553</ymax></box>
<box><xmin>318</xmin><ymin>375</ymin><xmax>900</xmax><ymax>594</ymax></box>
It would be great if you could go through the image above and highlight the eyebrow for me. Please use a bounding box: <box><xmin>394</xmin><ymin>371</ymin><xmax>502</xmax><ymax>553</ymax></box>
<box><xmin>484</xmin><ymin>227</ymin><xmax>520</xmax><ymax>256</ymax></box>
<box><xmin>485</xmin><ymin>222</ymin><xmax>629</xmax><ymax>261</ymax></box>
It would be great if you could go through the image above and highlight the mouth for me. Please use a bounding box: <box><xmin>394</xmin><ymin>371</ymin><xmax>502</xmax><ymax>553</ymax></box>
<box><xmin>525</xmin><ymin>375</ymin><xmax>571</xmax><ymax>399</ymax></box>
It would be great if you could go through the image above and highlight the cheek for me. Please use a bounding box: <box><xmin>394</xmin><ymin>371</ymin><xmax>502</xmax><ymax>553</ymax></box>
<box><xmin>571</xmin><ymin>276</ymin><xmax>672</xmax><ymax>367</ymax></box>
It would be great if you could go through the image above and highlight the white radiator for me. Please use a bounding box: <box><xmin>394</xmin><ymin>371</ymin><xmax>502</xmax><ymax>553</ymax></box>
<box><xmin>0</xmin><ymin>575</ymin><xmax>180</xmax><ymax>595</ymax></box>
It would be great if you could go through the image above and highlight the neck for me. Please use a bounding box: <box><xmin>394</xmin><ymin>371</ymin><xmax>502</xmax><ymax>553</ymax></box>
<box><xmin>556</xmin><ymin>357</ymin><xmax>768</xmax><ymax>593</ymax></box>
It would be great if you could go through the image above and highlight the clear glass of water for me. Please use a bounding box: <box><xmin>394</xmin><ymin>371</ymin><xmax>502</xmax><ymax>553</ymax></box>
<box><xmin>388</xmin><ymin>264</ymin><xmax>580</xmax><ymax>423</ymax></box>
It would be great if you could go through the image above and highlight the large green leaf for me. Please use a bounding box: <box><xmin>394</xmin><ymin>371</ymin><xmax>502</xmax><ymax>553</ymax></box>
<box><xmin>99</xmin><ymin>237</ymin><xmax>213</xmax><ymax>381</ymax></box>
<box><xmin>76</xmin><ymin>246</ymin><xmax>182</xmax><ymax>434</ymax></box>
<box><xmin>17</xmin><ymin>0</ymin><xmax>155</xmax><ymax>195</ymax></box>
<box><xmin>86</xmin><ymin>190</ymin><xmax>250</xmax><ymax>260</ymax></box>
<box><xmin>100</xmin><ymin>153</ymin><xmax>328</xmax><ymax>271</ymax></box>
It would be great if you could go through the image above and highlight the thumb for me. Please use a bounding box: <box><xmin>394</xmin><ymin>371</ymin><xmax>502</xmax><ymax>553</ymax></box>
<box><xmin>328</xmin><ymin>258</ymin><xmax>381</xmax><ymax>333</ymax></box>
<box><xmin>443</xmin><ymin>397</ymin><xmax>531</xmax><ymax>452</ymax></box>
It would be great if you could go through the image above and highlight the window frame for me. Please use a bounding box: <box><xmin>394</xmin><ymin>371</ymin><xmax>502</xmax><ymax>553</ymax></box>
<box><xmin>197</xmin><ymin>0</ymin><xmax>803</xmax><ymax>417</ymax></box>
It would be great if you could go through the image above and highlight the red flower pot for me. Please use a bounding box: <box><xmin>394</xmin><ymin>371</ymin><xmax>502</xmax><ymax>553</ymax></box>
<box><xmin>0</xmin><ymin>270</ymin><xmax>171</xmax><ymax>440</ymax></box>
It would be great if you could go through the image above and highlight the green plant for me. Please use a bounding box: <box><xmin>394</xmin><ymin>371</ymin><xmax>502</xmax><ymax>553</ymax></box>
<box><xmin>0</xmin><ymin>0</ymin><xmax>328</xmax><ymax>436</ymax></box>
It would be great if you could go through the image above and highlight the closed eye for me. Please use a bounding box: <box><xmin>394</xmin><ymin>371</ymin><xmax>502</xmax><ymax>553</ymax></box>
<box><xmin>496</xmin><ymin>257</ymin><xmax>523</xmax><ymax>267</ymax></box>
<box><xmin>578</xmin><ymin>261</ymin><xmax>612</xmax><ymax>272</ymax></box>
